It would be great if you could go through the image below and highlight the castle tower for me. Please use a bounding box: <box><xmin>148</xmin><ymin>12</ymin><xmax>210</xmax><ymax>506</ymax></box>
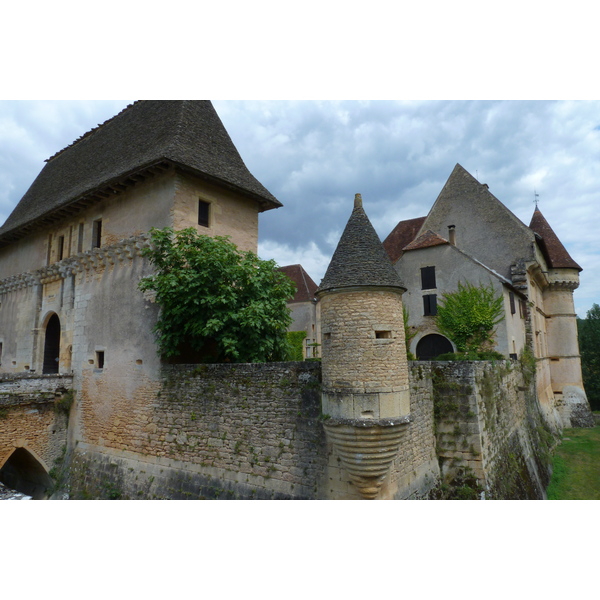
<box><xmin>530</xmin><ymin>208</ymin><xmax>594</xmax><ymax>427</ymax></box>
<box><xmin>316</xmin><ymin>194</ymin><xmax>410</xmax><ymax>499</ymax></box>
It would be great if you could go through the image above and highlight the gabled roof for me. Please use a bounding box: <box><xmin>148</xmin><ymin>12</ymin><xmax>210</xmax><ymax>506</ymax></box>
<box><xmin>382</xmin><ymin>216</ymin><xmax>426</xmax><ymax>263</ymax></box>
<box><xmin>403</xmin><ymin>229</ymin><xmax>449</xmax><ymax>251</ymax></box>
<box><xmin>317</xmin><ymin>195</ymin><xmax>405</xmax><ymax>293</ymax></box>
<box><xmin>278</xmin><ymin>264</ymin><xmax>318</xmax><ymax>303</ymax></box>
<box><xmin>529</xmin><ymin>208</ymin><xmax>582</xmax><ymax>271</ymax></box>
<box><xmin>0</xmin><ymin>101</ymin><xmax>281</xmax><ymax>246</ymax></box>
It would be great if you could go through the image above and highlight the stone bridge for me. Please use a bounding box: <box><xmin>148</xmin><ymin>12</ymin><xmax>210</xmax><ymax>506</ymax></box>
<box><xmin>0</xmin><ymin>374</ymin><xmax>72</xmax><ymax>499</ymax></box>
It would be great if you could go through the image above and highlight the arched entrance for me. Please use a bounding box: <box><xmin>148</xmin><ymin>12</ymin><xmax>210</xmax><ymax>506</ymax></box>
<box><xmin>43</xmin><ymin>313</ymin><xmax>61</xmax><ymax>374</ymax></box>
<box><xmin>416</xmin><ymin>334</ymin><xmax>453</xmax><ymax>360</ymax></box>
<box><xmin>0</xmin><ymin>448</ymin><xmax>53</xmax><ymax>499</ymax></box>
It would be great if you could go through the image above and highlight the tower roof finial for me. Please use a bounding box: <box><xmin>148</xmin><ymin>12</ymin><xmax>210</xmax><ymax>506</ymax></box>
<box><xmin>354</xmin><ymin>193</ymin><xmax>362</xmax><ymax>209</ymax></box>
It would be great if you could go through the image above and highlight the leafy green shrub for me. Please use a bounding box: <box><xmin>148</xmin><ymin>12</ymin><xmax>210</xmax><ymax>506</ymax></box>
<box><xmin>286</xmin><ymin>331</ymin><xmax>307</xmax><ymax>361</ymax></box>
<box><xmin>139</xmin><ymin>228</ymin><xmax>295</xmax><ymax>363</ymax></box>
<box><xmin>436</xmin><ymin>282</ymin><xmax>504</xmax><ymax>353</ymax></box>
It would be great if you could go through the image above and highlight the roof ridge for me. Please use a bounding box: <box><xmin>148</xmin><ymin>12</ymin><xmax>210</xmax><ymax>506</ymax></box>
<box><xmin>46</xmin><ymin>101</ymin><xmax>139</xmax><ymax>163</ymax></box>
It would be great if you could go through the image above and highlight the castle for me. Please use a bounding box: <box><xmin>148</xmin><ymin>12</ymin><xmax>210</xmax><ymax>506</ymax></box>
<box><xmin>0</xmin><ymin>101</ymin><xmax>593</xmax><ymax>499</ymax></box>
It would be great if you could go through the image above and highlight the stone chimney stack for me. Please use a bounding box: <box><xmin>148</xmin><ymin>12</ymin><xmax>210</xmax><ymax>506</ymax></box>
<box><xmin>316</xmin><ymin>195</ymin><xmax>410</xmax><ymax>499</ymax></box>
<box><xmin>448</xmin><ymin>224</ymin><xmax>456</xmax><ymax>246</ymax></box>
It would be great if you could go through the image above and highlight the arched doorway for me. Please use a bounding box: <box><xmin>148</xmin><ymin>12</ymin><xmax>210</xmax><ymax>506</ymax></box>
<box><xmin>416</xmin><ymin>334</ymin><xmax>453</xmax><ymax>360</ymax></box>
<box><xmin>0</xmin><ymin>448</ymin><xmax>54</xmax><ymax>499</ymax></box>
<box><xmin>43</xmin><ymin>313</ymin><xmax>61</xmax><ymax>374</ymax></box>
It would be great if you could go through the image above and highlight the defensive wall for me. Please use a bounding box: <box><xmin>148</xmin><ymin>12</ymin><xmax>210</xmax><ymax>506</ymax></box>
<box><xmin>0</xmin><ymin>359</ymin><xmax>558</xmax><ymax>500</ymax></box>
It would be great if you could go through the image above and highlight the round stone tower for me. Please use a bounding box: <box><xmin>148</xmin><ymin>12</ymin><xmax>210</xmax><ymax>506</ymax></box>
<box><xmin>316</xmin><ymin>194</ymin><xmax>410</xmax><ymax>499</ymax></box>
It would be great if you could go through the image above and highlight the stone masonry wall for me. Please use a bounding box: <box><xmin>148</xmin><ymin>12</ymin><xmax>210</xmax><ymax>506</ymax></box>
<box><xmin>69</xmin><ymin>362</ymin><xmax>327</xmax><ymax>499</ymax></box>
<box><xmin>0</xmin><ymin>374</ymin><xmax>73</xmax><ymax>472</ymax></box>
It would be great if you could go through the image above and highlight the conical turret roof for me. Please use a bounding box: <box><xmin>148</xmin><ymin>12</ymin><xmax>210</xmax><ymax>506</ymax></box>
<box><xmin>317</xmin><ymin>194</ymin><xmax>406</xmax><ymax>293</ymax></box>
<box><xmin>529</xmin><ymin>207</ymin><xmax>582</xmax><ymax>271</ymax></box>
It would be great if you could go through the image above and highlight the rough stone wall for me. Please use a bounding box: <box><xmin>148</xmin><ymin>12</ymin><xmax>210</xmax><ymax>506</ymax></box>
<box><xmin>0</xmin><ymin>374</ymin><xmax>73</xmax><ymax>471</ymax></box>
<box><xmin>69</xmin><ymin>362</ymin><xmax>327</xmax><ymax>499</ymax></box>
<box><xmin>423</xmin><ymin>360</ymin><xmax>557</xmax><ymax>499</ymax></box>
<box><xmin>320</xmin><ymin>290</ymin><xmax>407</xmax><ymax>392</ymax></box>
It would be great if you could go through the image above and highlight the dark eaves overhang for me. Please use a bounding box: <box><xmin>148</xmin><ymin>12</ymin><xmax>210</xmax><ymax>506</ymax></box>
<box><xmin>0</xmin><ymin>159</ymin><xmax>282</xmax><ymax>249</ymax></box>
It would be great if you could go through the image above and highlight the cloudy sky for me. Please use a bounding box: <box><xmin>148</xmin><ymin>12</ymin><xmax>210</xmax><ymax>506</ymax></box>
<box><xmin>1</xmin><ymin>100</ymin><xmax>598</xmax><ymax>317</ymax></box>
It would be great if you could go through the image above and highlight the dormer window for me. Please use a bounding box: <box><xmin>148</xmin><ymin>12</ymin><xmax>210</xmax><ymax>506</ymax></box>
<box><xmin>198</xmin><ymin>200</ymin><xmax>210</xmax><ymax>228</ymax></box>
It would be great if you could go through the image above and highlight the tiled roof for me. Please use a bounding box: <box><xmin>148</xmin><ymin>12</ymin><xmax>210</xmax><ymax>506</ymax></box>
<box><xmin>403</xmin><ymin>229</ymin><xmax>449</xmax><ymax>251</ymax></box>
<box><xmin>317</xmin><ymin>195</ymin><xmax>405</xmax><ymax>293</ymax></box>
<box><xmin>529</xmin><ymin>208</ymin><xmax>582</xmax><ymax>271</ymax></box>
<box><xmin>382</xmin><ymin>216</ymin><xmax>426</xmax><ymax>263</ymax></box>
<box><xmin>0</xmin><ymin>101</ymin><xmax>281</xmax><ymax>245</ymax></box>
<box><xmin>278</xmin><ymin>264</ymin><xmax>318</xmax><ymax>303</ymax></box>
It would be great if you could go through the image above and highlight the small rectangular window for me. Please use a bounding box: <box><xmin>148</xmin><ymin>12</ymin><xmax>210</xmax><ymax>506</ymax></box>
<box><xmin>421</xmin><ymin>266</ymin><xmax>436</xmax><ymax>290</ymax></box>
<box><xmin>0</xmin><ymin>342</ymin><xmax>3</xmax><ymax>366</ymax></box>
<box><xmin>375</xmin><ymin>330</ymin><xmax>392</xmax><ymax>339</ymax></box>
<box><xmin>92</xmin><ymin>219</ymin><xmax>102</xmax><ymax>249</ymax></box>
<box><xmin>423</xmin><ymin>294</ymin><xmax>437</xmax><ymax>316</ymax></box>
<box><xmin>47</xmin><ymin>234</ymin><xmax>53</xmax><ymax>265</ymax></box>
<box><xmin>198</xmin><ymin>200</ymin><xmax>210</xmax><ymax>227</ymax></box>
<box><xmin>77</xmin><ymin>223</ymin><xmax>84</xmax><ymax>253</ymax></box>
<box><xmin>58</xmin><ymin>236</ymin><xmax>65</xmax><ymax>261</ymax></box>
<box><xmin>509</xmin><ymin>292</ymin><xmax>516</xmax><ymax>315</ymax></box>
<box><xmin>96</xmin><ymin>351</ymin><xmax>105</xmax><ymax>369</ymax></box>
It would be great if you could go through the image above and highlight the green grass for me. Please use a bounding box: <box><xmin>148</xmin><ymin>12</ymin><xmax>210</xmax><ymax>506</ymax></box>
<box><xmin>547</xmin><ymin>425</ymin><xmax>600</xmax><ymax>499</ymax></box>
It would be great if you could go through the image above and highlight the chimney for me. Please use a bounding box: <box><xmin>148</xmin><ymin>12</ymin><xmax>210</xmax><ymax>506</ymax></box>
<box><xmin>448</xmin><ymin>224</ymin><xmax>456</xmax><ymax>246</ymax></box>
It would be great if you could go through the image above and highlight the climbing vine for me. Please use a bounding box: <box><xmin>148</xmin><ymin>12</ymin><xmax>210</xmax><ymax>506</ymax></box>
<box><xmin>435</xmin><ymin>282</ymin><xmax>504</xmax><ymax>353</ymax></box>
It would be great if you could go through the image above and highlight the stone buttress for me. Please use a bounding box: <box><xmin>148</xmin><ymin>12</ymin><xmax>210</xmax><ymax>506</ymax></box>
<box><xmin>316</xmin><ymin>194</ymin><xmax>410</xmax><ymax>499</ymax></box>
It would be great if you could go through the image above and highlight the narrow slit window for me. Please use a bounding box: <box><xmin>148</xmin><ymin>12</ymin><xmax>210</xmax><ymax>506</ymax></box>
<box><xmin>423</xmin><ymin>294</ymin><xmax>437</xmax><ymax>316</ymax></box>
<box><xmin>92</xmin><ymin>219</ymin><xmax>102</xmax><ymax>249</ymax></box>
<box><xmin>198</xmin><ymin>200</ymin><xmax>210</xmax><ymax>227</ymax></box>
<box><xmin>509</xmin><ymin>292</ymin><xmax>516</xmax><ymax>315</ymax></box>
<box><xmin>58</xmin><ymin>236</ymin><xmax>65</xmax><ymax>261</ymax></box>
<box><xmin>47</xmin><ymin>234</ymin><xmax>53</xmax><ymax>265</ymax></box>
<box><xmin>77</xmin><ymin>223</ymin><xmax>84</xmax><ymax>253</ymax></box>
<box><xmin>421</xmin><ymin>266</ymin><xmax>436</xmax><ymax>290</ymax></box>
<box><xmin>96</xmin><ymin>351</ymin><xmax>105</xmax><ymax>369</ymax></box>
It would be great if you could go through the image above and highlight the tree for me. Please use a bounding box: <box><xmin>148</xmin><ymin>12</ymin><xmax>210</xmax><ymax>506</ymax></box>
<box><xmin>578</xmin><ymin>303</ymin><xmax>600</xmax><ymax>411</ymax></box>
<box><xmin>139</xmin><ymin>227</ymin><xmax>295</xmax><ymax>363</ymax></box>
<box><xmin>435</xmin><ymin>282</ymin><xmax>504</xmax><ymax>354</ymax></box>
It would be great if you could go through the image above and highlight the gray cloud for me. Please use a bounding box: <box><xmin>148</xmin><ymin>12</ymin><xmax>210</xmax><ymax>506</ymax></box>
<box><xmin>1</xmin><ymin>100</ymin><xmax>599</xmax><ymax>317</ymax></box>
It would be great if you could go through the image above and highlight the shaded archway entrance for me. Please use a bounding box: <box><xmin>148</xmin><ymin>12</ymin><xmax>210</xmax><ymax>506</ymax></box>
<box><xmin>416</xmin><ymin>334</ymin><xmax>453</xmax><ymax>360</ymax></box>
<box><xmin>43</xmin><ymin>313</ymin><xmax>61</xmax><ymax>374</ymax></box>
<box><xmin>0</xmin><ymin>448</ymin><xmax>53</xmax><ymax>499</ymax></box>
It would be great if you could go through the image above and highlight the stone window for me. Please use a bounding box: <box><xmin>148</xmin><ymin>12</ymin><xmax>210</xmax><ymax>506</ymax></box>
<box><xmin>92</xmin><ymin>219</ymin><xmax>102</xmax><ymax>249</ymax></box>
<box><xmin>198</xmin><ymin>200</ymin><xmax>210</xmax><ymax>228</ymax></box>
<box><xmin>509</xmin><ymin>292</ymin><xmax>516</xmax><ymax>315</ymax></box>
<box><xmin>375</xmin><ymin>330</ymin><xmax>392</xmax><ymax>339</ymax></box>
<box><xmin>421</xmin><ymin>266</ymin><xmax>436</xmax><ymax>290</ymax></box>
<box><xmin>423</xmin><ymin>294</ymin><xmax>437</xmax><ymax>316</ymax></box>
<box><xmin>96</xmin><ymin>351</ymin><xmax>105</xmax><ymax>369</ymax></box>
<box><xmin>0</xmin><ymin>341</ymin><xmax>3</xmax><ymax>367</ymax></box>
<box><xmin>58</xmin><ymin>236</ymin><xmax>65</xmax><ymax>261</ymax></box>
<box><xmin>77</xmin><ymin>222</ymin><xmax>84</xmax><ymax>253</ymax></box>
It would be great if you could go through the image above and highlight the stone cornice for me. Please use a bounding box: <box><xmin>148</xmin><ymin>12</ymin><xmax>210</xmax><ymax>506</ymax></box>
<box><xmin>0</xmin><ymin>234</ymin><xmax>151</xmax><ymax>294</ymax></box>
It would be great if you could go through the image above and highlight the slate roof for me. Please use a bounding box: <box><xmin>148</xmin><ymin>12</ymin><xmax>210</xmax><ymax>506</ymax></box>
<box><xmin>317</xmin><ymin>195</ymin><xmax>405</xmax><ymax>293</ymax></box>
<box><xmin>382</xmin><ymin>216</ymin><xmax>426</xmax><ymax>263</ymax></box>
<box><xmin>529</xmin><ymin>208</ymin><xmax>582</xmax><ymax>271</ymax></box>
<box><xmin>278</xmin><ymin>264</ymin><xmax>319</xmax><ymax>303</ymax></box>
<box><xmin>402</xmin><ymin>229</ymin><xmax>449</xmax><ymax>251</ymax></box>
<box><xmin>0</xmin><ymin>101</ymin><xmax>281</xmax><ymax>246</ymax></box>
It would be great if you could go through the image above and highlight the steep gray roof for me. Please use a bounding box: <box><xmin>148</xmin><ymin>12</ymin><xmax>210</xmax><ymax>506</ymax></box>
<box><xmin>317</xmin><ymin>195</ymin><xmax>405</xmax><ymax>293</ymax></box>
<box><xmin>0</xmin><ymin>101</ymin><xmax>281</xmax><ymax>245</ymax></box>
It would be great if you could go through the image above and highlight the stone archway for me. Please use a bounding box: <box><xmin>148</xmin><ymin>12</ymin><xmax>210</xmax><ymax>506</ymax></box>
<box><xmin>0</xmin><ymin>447</ymin><xmax>53</xmax><ymax>499</ymax></box>
<box><xmin>416</xmin><ymin>334</ymin><xmax>453</xmax><ymax>360</ymax></box>
<box><xmin>43</xmin><ymin>313</ymin><xmax>61</xmax><ymax>374</ymax></box>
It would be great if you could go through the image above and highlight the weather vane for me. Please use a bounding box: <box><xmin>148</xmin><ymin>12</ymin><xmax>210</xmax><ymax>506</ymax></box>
<box><xmin>534</xmin><ymin>189</ymin><xmax>540</xmax><ymax>207</ymax></box>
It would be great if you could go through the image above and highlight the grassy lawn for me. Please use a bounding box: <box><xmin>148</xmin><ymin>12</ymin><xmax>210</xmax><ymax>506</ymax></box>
<box><xmin>547</xmin><ymin>423</ymin><xmax>600</xmax><ymax>500</ymax></box>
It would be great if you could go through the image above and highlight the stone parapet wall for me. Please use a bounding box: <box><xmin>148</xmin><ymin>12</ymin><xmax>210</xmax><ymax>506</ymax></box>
<box><xmin>70</xmin><ymin>362</ymin><xmax>327</xmax><ymax>499</ymax></box>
